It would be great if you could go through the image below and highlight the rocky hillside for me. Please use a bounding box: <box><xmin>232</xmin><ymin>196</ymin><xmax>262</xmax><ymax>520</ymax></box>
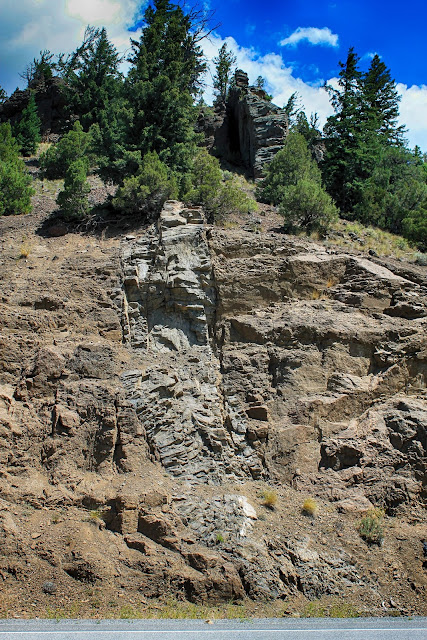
<box><xmin>0</xmin><ymin>201</ymin><xmax>426</xmax><ymax>618</ymax></box>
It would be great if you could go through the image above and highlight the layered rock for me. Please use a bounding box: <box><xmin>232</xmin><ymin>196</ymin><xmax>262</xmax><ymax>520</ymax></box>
<box><xmin>119</xmin><ymin>201</ymin><xmax>263</xmax><ymax>482</ymax></box>
<box><xmin>0</xmin><ymin>203</ymin><xmax>426</xmax><ymax>613</ymax></box>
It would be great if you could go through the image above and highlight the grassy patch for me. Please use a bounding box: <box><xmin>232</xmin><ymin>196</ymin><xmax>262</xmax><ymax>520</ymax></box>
<box><xmin>260</xmin><ymin>489</ymin><xmax>278</xmax><ymax>509</ymax></box>
<box><xmin>327</xmin><ymin>219</ymin><xmax>418</xmax><ymax>260</ymax></box>
<box><xmin>301</xmin><ymin>599</ymin><xmax>359</xmax><ymax>618</ymax></box>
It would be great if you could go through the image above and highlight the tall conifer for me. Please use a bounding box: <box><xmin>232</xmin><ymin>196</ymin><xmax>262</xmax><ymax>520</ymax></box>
<box><xmin>14</xmin><ymin>93</ymin><xmax>41</xmax><ymax>156</ymax></box>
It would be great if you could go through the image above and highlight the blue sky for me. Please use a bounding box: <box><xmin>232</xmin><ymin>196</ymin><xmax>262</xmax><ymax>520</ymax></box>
<box><xmin>1</xmin><ymin>0</ymin><xmax>427</xmax><ymax>149</ymax></box>
<box><xmin>211</xmin><ymin>0</ymin><xmax>426</xmax><ymax>87</ymax></box>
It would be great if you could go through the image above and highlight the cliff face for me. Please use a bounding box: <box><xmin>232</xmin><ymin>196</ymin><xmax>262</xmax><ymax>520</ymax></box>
<box><xmin>197</xmin><ymin>70</ymin><xmax>288</xmax><ymax>178</ymax></box>
<box><xmin>0</xmin><ymin>203</ymin><xmax>426</xmax><ymax>616</ymax></box>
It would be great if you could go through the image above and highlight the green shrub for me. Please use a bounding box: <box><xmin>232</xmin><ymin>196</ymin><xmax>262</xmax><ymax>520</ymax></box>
<box><xmin>257</xmin><ymin>131</ymin><xmax>337</xmax><ymax>233</ymax></box>
<box><xmin>112</xmin><ymin>151</ymin><xmax>178</xmax><ymax>217</ymax></box>
<box><xmin>358</xmin><ymin>508</ymin><xmax>384</xmax><ymax>545</ymax></box>
<box><xmin>185</xmin><ymin>148</ymin><xmax>257</xmax><ymax>220</ymax></box>
<box><xmin>40</xmin><ymin>121</ymin><xmax>90</xmax><ymax>179</ymax></box>
<box><xmin>278</xmin><ymin>178</ymin><xmax>337</xmax><ymax>233</ymax></box>
<box><xmin>56</xmin><ymin>158</ymin><xmax>90</xmax><ymax>221</ymax></box>
<box><xmin>0</xmin><ymin>123</ymin><xmax>34</xmax><ymax>216</ymax></box>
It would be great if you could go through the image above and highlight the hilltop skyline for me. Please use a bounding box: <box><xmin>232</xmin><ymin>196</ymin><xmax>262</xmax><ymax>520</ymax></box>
<box><xmin>1</xmin><ymin>0</ymin><xmax>426</xmax><ymax>148</ymax></box>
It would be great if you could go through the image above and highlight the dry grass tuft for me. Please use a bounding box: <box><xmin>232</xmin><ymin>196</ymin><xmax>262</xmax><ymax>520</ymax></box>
<box><xmin>302</xmin><ymin>498</ymin><xmax>318</xmax><ymax>517</ymax></box>
<box><xmin>260</xmin><ymin>489</ymin><xmax>278</xmax><ymax>509</ymax></box>
<box><xmin>18</xmin><ymin>238</ymin><xmax>31</xmax><ymax>259</ymax></box>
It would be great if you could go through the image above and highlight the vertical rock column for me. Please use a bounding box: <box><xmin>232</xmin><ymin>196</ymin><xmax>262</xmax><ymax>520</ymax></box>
<box><xmin>120</xmin><ymin>202</ymin><xmax>263</xmax><ymax>483</ymax></box>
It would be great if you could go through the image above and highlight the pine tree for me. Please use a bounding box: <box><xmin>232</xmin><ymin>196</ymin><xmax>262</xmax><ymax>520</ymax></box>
<box><xmin>56</xmin><ymin>158</ymin><xmax>91</xmax><ymax>220</ymax></box>
<box><xmin>362</xmin><ymin>54</ymin><xmax>405</xmax><ymax>146</ymax></box>
<box><xmin>0</xmin><ymin>85</ymin><xmax>7</xmax><ymax>104</ymax></box>
<box><xmin>322</xmin><ymin>48</ymin><xmax>375</xmax><ymax>213</ymax></box>
<box><xmin>212</xmin><ymin>43</ymin><xmax>236</xmax><ymax>104</ymax></box>
<box><xmin>14</xmin><ymin>93</ymin><xmax>41</xmax><ymax>156</ymax></box>
<box><xmin>63</xmin><ymin>27</ymin><xmax>123</xmax><ymax>130</ymax></box>
<box><xmin>0</xmin><ymin>123</ymin><xmax>34</xmax><ymax>216</ymax></box>
<box><xmin>283</xmin><ymin>92</ymin><xmax>302</xmax><ymax>127</ymax></box>
<box><xmin>124</xmin><ymin>0</ymin><xmax>206</xmax><ymax>185</ymax></box>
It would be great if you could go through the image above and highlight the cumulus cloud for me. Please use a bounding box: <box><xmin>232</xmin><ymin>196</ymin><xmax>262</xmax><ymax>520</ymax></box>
<box><xmin>398</xmin><ymin>83</ymin><xmax>427</xmax><ymax>150</ymax></box>
<box><xmin>0</xmin><ymin>0</ymin><xmax>145</xmax><ymax>94</ymax></box>
<box><xmin>280</xmin><ymin>27</ymin><xmax>339</xmax><ymax>48</ymax></box>
<box><xmin>202</xmin><ymin>34</ymin><xmax>334</xmax><ymax>125</ymax></box>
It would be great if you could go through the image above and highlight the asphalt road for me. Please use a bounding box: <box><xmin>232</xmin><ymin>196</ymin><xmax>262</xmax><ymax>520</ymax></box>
<box><xmin>0</xmin><ymin>618</ymin><xmax>426</xmax><ymax>640</ymax></box>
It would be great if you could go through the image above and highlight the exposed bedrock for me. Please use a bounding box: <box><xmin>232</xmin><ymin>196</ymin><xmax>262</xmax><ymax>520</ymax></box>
<box><xmin>0</xmin><ymin>202</ymin><xmax>426</xmax><ymax>608</ymax></box>
<box><xmin>196</xmin><ymin>70</ymin><xmax>288</xmax><ymax>178</ymax></box>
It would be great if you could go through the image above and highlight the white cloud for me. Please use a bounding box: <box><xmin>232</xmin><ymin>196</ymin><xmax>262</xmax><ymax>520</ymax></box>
<box><xmin>65</xmin><ymin>0</ymin><xmax>123</xmax><ymax>26</ymax></box>
<box><xmin>0</xmin><ymin>0</ymin><xmax>145</xmax><ymax>94</ymax></box>
<box><xmin>202</xmin><ymin>34</ymin><xmax>334</xmax><ymax>125</ymax></box>
<box><xmin>280</xmin><ymin>26</ymin><xmax>339</xmax><ymax>48</ymax></box>
<box><xmin>398</xmin><ymin>83</ymin><xmax>427</xmax><ymax>151</ymax></box>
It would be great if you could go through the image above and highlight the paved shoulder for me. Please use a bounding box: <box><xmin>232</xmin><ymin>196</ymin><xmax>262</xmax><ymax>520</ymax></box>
<box><xmin>0</xmin><ymin>618</ymin><xmax>426</xmax><ymax>640</ymax></box>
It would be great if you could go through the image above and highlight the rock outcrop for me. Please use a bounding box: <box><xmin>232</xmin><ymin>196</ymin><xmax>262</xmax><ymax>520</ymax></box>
<box><xmin>197</xmin><ymin>70</ymin><xmax>288</xmax><ymax>178</ymax></box>
<box><xmin>0</xmin><ymin>77</ymin><xmax>68</xmax><ymax>140</ymax></box>
<box><xmin>0</xmin><ymin>202</ymin><xmax>426</xmax><ymax>615</ymax></box>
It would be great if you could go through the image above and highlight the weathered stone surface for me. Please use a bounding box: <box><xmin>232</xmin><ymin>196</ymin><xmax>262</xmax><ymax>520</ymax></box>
<box><xmin>197</xmin><ymin>70</ymin><xmax>288</xmax><ymax>178</ymax></box>
<box><xmin>0</xmin><ymin>201</ymin><xmax>426</xmax><ymax>613</ymax></box>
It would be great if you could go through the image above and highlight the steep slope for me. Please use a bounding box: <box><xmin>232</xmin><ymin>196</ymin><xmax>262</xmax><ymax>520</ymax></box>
<box><xmin>0</xmin><ymin>203</ymin><xmax>426</xmax><ymax>617</ymax></box>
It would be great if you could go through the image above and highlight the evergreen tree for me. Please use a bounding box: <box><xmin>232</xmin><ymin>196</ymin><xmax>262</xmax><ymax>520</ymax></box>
<box><xmin>362</xmin><ymin>54</ymin><xmax>405</xmax><ymax>145</ymax></box>
<box><xmin>283</xmin><ymin>92</ymin><xmax>302</xmax><ymax>127</ymax></box>
<box><xmin>212</xmin><ymin>43</ymin><xmax>236</xmax><ymax>104</ymax></box>
<box><xmin>124</xmin><ymin>0</ymin><xmax>206</xmax><ymax>186</ymax></box>
<box><xmin>56</xmin><ymin>157</ymin><xmax>91</xmax><ymax>220</ymax></box>
<box><xmin>293</xmin><ymin>111</ymin><xmax>322</xmax><ymax>158</ymax></box>
<box><xmin>322</xmin><ymin>48</ymin><xmax>375</xmax><ymax>213</ymax></box>
<box><xmin>39</xmin><ymin>120</ymin><xmax>90</xmax><ymax>179</ymax></box>
<box><xmin>354</xmin><ymin>145</ymin><xmax>427</xmax><ymax>236</ymax></box>
<box><xmin>14</xmin><ymin>93</ymin><xmax>41</xmax><ymax>156</ymax></box>
<box><xmin>89</xmin><ymin>98</ymin><xmax>136</xmax><ymax>184</ymax></box>
<box><xmin>62</xmin><ymin>27</ymin><xmax>123</xmax><ymax>130</ymax></box>
<box><xmin>20</xmin><ymin>50</ymin><xmax>57</xmax><ymax>87</ymax></box>
<box><xmin>257</xmin><ymin>131</ymin><xmax>337</xmax><ymax>233</ymax></box>
<box><xmin>0</xmin><ymin>85</ymin><xmax>7</xmax><ymax>104</ymax></box>
<box><xmin>0</xmin><ymin>123</ymin><xmax>34</xmax><ymax>216</ymax></box>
